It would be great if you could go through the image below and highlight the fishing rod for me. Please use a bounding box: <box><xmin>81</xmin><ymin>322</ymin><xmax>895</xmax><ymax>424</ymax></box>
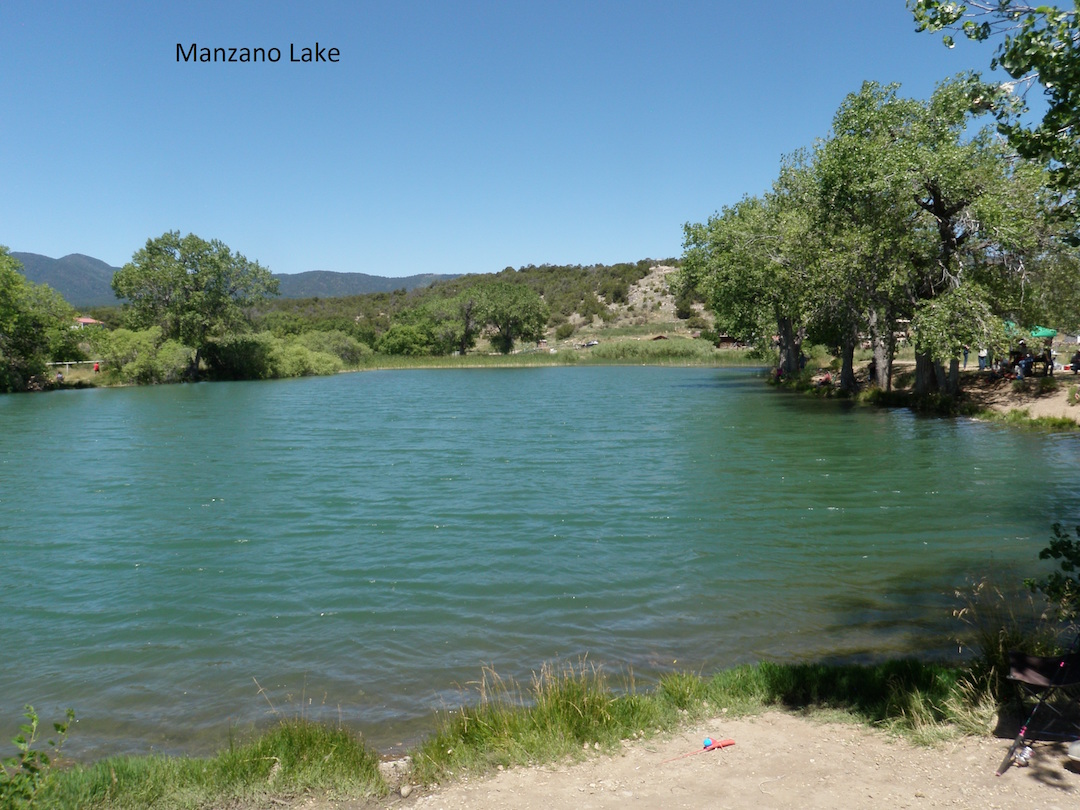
<box><xmin>662</xmin><ymin>736</ymin><xmax>736</xmax><ymax>763</ymax></box>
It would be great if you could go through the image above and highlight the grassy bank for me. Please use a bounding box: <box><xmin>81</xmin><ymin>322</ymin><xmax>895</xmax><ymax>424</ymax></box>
<box><xmin>351</xmin><ymin>338</ymin><xmax>759</xmax><ymax>370</ymax></box>
<box><xmin>10</xmin><ymin>657</ymin><xmax>1000</xmax><ymax>809</ymax></box>
<box><xmin>48</xmin><ymin>339</ymin><xmax>759</xmax><ymax>390</ymax></box>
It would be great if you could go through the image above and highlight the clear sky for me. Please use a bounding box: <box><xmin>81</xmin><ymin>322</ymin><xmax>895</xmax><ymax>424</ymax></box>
<box><xmin>1</xmin><ymin>1</ymin><xmax>998</xmax><ymax>277</ymax></box>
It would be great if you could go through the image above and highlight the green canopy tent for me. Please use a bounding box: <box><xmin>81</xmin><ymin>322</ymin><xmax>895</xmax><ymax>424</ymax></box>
<box><xmin>1004</xmin><ymin>321</ymin><xmax>1058</xmax><ymax>339</ymax></box>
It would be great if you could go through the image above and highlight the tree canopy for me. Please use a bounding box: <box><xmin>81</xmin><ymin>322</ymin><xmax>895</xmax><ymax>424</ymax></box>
<box><xmin>911</xmin><ymin>1</ymin><xmax>1080</xmax><ymax>203</ymax></box>
<box><xmin>0</xmin><ymin>246</ymin><xmax>79</xmax><ymax>392</ymax></box>
<box><xmin>681</xmin><ymin>75</ymin><xmax>1077</xmax><ymax>395</ymax></box>
<box><xmin>112</xmin><ymin>232</ymin><xmax>279</xmax><ymax>377</ymax></box>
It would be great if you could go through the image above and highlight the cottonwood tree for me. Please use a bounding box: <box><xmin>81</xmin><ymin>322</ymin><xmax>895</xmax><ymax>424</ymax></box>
<box><xmin>809</xmin><ymin>83</ymin><xmax>926</xmax><ymax>391</ymax></box>
<box><xmin>681</xmin><ymin>165</ymin><xmax>816</xmax><ymax>377</ymax></box>
<box><xmin>911</xmin><ymin>1</ymin><xmax>1080</xmax><ymax>202</ymax></box>
<box><xmin>478</xmin><ymin>282</ymin><xmax>549</xmax><ymax>354</ymax></box>
<box><xmin>683</xmin><ymin>76</ymin><xmax>1060</xmax><ymax>397</ymax></box>
<box><xmin>112</xmin><ymin>232</ymin><xmax>278</xmax><ymax>377</ymax></box>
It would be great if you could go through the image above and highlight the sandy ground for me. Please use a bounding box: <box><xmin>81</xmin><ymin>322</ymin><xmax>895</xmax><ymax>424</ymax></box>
<box><xmin>295</xmin><ymin>711</ymin><xmax>1077</xmax><ymax>810</ymax></box>
<box><xmin>958</xmin><ymin>366</ymin><xmax>1080</xmax><ymax>424</ymax></box>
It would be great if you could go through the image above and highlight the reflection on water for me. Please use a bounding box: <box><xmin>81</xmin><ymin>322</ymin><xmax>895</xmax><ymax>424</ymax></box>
<box><xmin>1</xmin><ymin>367</ymin><xmax>1078</xmax><ymax>757</ymax></box>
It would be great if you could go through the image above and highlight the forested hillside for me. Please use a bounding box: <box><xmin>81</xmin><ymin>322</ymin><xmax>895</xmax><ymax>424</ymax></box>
<box><xmin>250</xmin><ymin>258</ymin><xmax>686</xmax><ymax>349</ymax></box>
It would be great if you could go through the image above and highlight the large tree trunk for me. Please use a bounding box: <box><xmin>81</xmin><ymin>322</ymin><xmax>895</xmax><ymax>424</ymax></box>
<box><xmin>867</xmin><ymin>308</ymin><xmax>893</xmax><ymax>391</ymax></box>
<box><xmin>187</xmin><ymin>347</ymin><xmax>202</xmax><ymax>381</ymax></box>
<box><xmin>945</xmin><ymin>358</ymin><xmax>960</xmax><ymax>396</ymax></box>
<box><xmin>914</xmin><ymin>351</ymin><xmax>960</xmax><ymax>397</ymax></box>
<box><xmin>777</xmin><ymin>315</ymin><xmax>801</xmax><ymax>377</ymax></box>
<box><xmin>839</xmin><ymin>335</ymin><xmax>858</xmax><ymax>393</ymax></box>
<box><xmin>914</xmin><ymin>350</ymin><xmax>938</xmax><ymax>396</ymax></box>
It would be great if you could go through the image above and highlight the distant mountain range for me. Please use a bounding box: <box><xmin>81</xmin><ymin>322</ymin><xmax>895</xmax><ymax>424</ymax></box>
<box><xmin>10</xmin><ymin>252</ymin><xmax>459</xmax><ymax>309</ymax></box>
<box><xmin>12</xmin><ymin>252</ymin><xmax>119</xmax><ymax>308</ymax></box>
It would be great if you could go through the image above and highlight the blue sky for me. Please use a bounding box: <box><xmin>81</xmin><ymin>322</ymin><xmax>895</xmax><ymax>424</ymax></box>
<box><xmin>2</xmin><ymin>1</ymin><xmax>999</xmax><ymax>277</ymax></box>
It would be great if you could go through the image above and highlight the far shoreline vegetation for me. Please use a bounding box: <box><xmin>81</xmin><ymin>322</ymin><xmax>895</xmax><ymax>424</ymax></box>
<box><xmin>2</xmin><ymin>241</ymin><xmax>1077</xmax><ymax>429</ymax></box>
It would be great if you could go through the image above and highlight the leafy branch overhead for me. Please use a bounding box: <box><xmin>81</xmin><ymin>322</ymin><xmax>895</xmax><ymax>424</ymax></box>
<box><xmin>1025</xmin><ymin>523</ymin><xmax>1080</xmax><ymax>619</ymax></box>
<box><xmin>910</xmin><ymin>1</ymin><xmax>1080</xmax><ymax>197</ymax></box>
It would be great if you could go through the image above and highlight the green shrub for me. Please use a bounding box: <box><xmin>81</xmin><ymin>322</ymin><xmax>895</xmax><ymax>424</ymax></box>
<box><xmin>91</xmin><ymin>327</ymin><xmax>194</xmax><ymax>384</ymax></box>
<box><xmin>153</xmin><ymin>340</ymin><xmax>196</xmax><ymax>383</ymax></box>
<box><xmin>204</xmin><ymin>332</ymin><xmax>279</xmax><ymax>380</ymax></box>
<box><xmin>1025</xmin><ymin>523</ymin><xmax>1080</xmax><ymax>620</ymax></box>
<box><xmin>1</xmin><ymin>705</ymin><xmax>73</xmax><ymax>810</ymax></box>
<box><xmin>273</xmin><ymin>343</ymin><xmax>342</xmax><ymax>377</ymax></box>
<box><xmin>293</xmin><ymin>330</ymin><xmax>372</xmax><ymax>365</ymax></box>
<box><xmin>375</xmin><ymin>323</ymin><xmax>431</xmax><ymax>356</ymax></box>
<box><xmin>554</xmin><ymin>322</ymin><xmax>576</xmax><ymax>341</ymax></box>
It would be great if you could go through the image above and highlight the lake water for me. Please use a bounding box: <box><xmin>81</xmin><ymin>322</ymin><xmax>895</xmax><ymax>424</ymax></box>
<box><xmin>2</xmin><ymin>366</ymin><xmax>1079</xmax><ymax>758</ymax></box>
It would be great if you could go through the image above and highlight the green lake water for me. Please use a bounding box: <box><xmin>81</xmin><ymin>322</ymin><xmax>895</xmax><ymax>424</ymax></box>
<box><xmin>2</xmin><ymin>366</ymin><xmax>1078</xmax><ymax>758</ymax></box>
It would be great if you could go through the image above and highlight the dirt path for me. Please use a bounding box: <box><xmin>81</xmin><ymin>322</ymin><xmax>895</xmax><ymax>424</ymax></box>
<box><xmin>959</xmin><ymin>367</ymin><xmax>1079</xmax><ymax>423</ymax></box>
<box><xmin>301</xmin><ymin>712</ymin><xmax>1079</xmax><ymax>810</ymax></box>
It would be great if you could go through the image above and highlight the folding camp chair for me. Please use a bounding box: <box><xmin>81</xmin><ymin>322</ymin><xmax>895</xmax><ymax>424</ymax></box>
<box><xmin>996</xmin><ymin>642</ymin><xmax>1080</xmax><ymax>775</ymax></box>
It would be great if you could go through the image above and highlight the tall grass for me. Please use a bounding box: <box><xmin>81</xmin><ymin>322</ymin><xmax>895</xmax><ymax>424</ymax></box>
<box><xmin>35</xmin><ymin>719</ymin><xmax>386</xmax><ymax>810</ymax></box>
<box><xmin>408</xmin><ymin>656</ymin><xmax>979</xmax><ymax>786</ymax></box>
<box><xmin>584</xmin><ymin>338</ymin><xmax>739</xmax><ymax>364</ymax></box>
<box><xmin>19</xmin><ymin>652</ymin><xmax>1033</xmax><ymax>807</ymax></box>
<box><xmin>349</xmin><ymin>339</ymin><xmax>758</xmax><ymax>371</ymax></box>
<box><xmin>996</xmin><ymin>409</ymin><xmax>1079</xmax><ymax>430</ymax></box>
<box><xmin>410</xmin><ymin>662</ymin><xmax>666</xmax><ymax>784</ymax></box>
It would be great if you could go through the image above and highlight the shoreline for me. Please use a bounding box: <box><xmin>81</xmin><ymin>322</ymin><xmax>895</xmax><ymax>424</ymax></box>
<box><xmin>370</xmin><ymin>711</ymin><xmax>1078</xmax><ymax>810</ymax></box>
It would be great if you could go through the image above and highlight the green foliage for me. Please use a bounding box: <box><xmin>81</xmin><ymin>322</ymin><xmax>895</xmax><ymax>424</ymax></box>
<box><xmin>911</xmin><ymin>285</ymin><xmax>1009</xmax><ymax>365</ymax></box>
<box><xmin>292</xmin><ymin>330</ymin><xmax>372</xmax><ymax>365</ymax></box>
<box><xmin>376</xmin><ymin>322</ymin><xmax>432</xmax><ymax>356</ymax></box>
<box><xmin>911</xmin><ymin>1</ymin><xmax>1080</xmax><ymax>198</ymax></box>
<box><xmin>201</xmin><ymin>332</ymin><xmax>279</xmax><ymax>379</ymax></box>
<box><xmin>0</xmin><ymin>247</ymin><xmax>78</xmax><ymax>392</ymax></box>
<box><xmin>554</xmin><ymin>322</ymin><xmax>576</xmax><ymax>341</ymax></box>
<box><xmin>202</xmin><ymin>332</ymin><xmax>343</xmax><ymax>379</ymax></box>
<box><xmin>91</xmin><ymin>327</ymin><xmax>195</xmax><ymax>384</ymax></box>
<box><xmin>1</xmin><ymin>705</ymin><xmax>74</xmax><ymax>810</ymax></box>
<box><xmin>39</xmin><ymin>719</ymin><xmax>386</xmax><ymax>809</ymax></box>
<box><xmin>673</xmin><ymin>285</ymin><xmax>698</xmax><ymax>320</ymax></box>
<box><xmin>1025</xmin><ymin>523</ymin><xmax>1080</xmax><ymax>619</ymax></box>
<box><xmin>273</xmin><ymin>343</ymin><xmax>342</xmax><ymax>378</ymax></box>
<box><xmin>477</xmin><ymin>282</ymin><xmax>549</xmax><ymax>354</ymax></box>
<box><xmin>112</xmin><ymin>232</ymin><xmax>278</xmax><ymax>378</ymax></box>
<box><xmin>249</xmin><ymin>259</ymin><xmax>669</xmax><ymax>353</ymax></box>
